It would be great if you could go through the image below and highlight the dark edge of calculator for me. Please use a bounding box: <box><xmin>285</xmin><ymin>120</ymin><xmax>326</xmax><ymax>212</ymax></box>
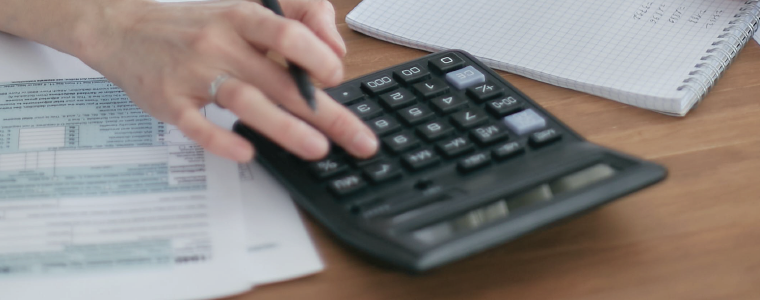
<box><xmin>234</xmin><ymin>50</ymin><xmax>667</xmax><ymax>272</ymax></box>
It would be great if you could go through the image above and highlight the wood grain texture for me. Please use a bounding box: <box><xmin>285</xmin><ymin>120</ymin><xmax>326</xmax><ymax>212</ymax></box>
<box><xmin>227</xmin><ymin>1</ymin><xmax>760</xmax><ymax>299</ymax></box>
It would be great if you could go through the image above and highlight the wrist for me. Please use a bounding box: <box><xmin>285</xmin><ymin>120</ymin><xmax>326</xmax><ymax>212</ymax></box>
<box><xmin>0</xmin><ymin>0</ymin><xmax>122</xmax><ymax>60</ymax></box>
<box><xmin>67</xmin><ymin>0</ymin><xmax>152</xmax><ymax>68</ymax></box>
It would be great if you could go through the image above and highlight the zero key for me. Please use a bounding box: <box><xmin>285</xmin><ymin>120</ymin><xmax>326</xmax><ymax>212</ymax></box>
<box><xmin>429</xmin><ymin>53</ymin><xmax>465</xmax><ymax>73</ymax></box>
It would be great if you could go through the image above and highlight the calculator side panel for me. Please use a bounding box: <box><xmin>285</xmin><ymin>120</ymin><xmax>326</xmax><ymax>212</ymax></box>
<box><xmin>413</xmin><ymin>147</ymin><xmax>667</xmax><ymax>270</ymax></box>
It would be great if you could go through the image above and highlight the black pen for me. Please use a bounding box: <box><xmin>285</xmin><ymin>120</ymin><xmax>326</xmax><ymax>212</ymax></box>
<box><xmin>261</xmin><ymin>0</ymin><xmax>317</xmax><ymax>111</ymax></box>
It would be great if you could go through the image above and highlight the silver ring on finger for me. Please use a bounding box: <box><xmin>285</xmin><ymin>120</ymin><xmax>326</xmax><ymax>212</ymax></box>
<box><xmin>209</xmin><ymin>74</ymin><xmax>231</xmax><ymax>108</ymax></box>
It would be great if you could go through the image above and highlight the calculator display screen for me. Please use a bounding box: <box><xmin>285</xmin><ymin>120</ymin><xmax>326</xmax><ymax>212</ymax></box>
<box><xmin>411</xmin><ymin>164</ymin><xmax>616</xmax><ymax>245</ymax></box>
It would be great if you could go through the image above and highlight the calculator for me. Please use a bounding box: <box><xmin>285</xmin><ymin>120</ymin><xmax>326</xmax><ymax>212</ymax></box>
<box><xmin>234</xmin><ymin>50</ymin><xmax>666</xmax><ymax>272</ymax></box>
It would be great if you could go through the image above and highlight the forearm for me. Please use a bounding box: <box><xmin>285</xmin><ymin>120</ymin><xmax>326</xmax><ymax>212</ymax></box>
<box><xmin>0</xmin><ymin>0</ymin><xmax>138</xmax><ymax>61</ymax></box>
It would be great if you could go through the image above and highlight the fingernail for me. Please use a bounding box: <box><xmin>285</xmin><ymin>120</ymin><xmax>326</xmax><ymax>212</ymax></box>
<box><xmin>332</xmin><ymin>67</ymin><xmax>344</xmax><ymax>83</ymax></box>
<box><xmin>231</xmin><ymin>141</ymin><xmax>253</xmax><ymax>162</ymax></box>
<box><xmin>328</xmin><ymin>21</ymin><xmax>347</xmax><ymax>56</ymax></box>
<box><xmin>302</xmin><ymin>135</ymin><xmax>329</xmax><ymax>158</ymax></box>
<box><xmin>352</xmin><ymin>131</ymin><xmax>378</xmax><ymax>157</ymax></box>
<box><xmin>338</xmin><ymin>37</ymin><xmax>347</xmax><ymax>56</ymax></box>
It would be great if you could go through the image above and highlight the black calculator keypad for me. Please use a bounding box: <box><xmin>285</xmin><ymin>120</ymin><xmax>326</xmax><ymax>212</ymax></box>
<box><xmin>320</xmin><ymin>58</ymin><xmax>566</xmax><ymax>197</ymax></box>
<box><xmin>240</xmin><ymin>50</ymin><xmax>567</xmax><ymax>193</ymax></box>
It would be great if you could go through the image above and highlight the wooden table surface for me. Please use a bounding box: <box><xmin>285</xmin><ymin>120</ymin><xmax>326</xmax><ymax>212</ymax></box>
<box><xmin>231</xmin><ymin>1</ymin><xmax>760</xmax><ymax>299</ymax></box>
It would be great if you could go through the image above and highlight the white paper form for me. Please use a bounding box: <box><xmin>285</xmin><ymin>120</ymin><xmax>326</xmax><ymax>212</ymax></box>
<box><xmin>0</xmin><ymin>78</ymin><xmax>252</xmax><ymax>299</ymax></box>
<box><xmin>0</xmin><ymin>33</ymin><xmax>101</xmax><ymax>82</ymax></box>
<box><xmin>0</xmin><ymin>17</ymin><xmax>323</xmax><ymax>294</ymax></box>
<box><xmin>754</xmin><ymin>32</ymin><xmax>759</xmax><ymax>44</ymax></box>
<box><xmin>210</xmin><ymin>108</ymin><xmax>323</xmax><ymax>284</ymax></box>
<box><xmin>239</xmin><ymin>164</ymin><xmax>323</xmax><ymax>284</ymax></box>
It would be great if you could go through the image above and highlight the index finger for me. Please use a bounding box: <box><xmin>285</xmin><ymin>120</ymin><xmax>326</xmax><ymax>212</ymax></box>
<box><xmin>281</xmin><ymin>89</ymin><xmax>379</xmax><ymax>158</ymax></box>
<box><xmin>280</xmin><ymin>0</ymin><xmax>346</xmax><ymax>56</ymax></box>
<box><xmin>175</xmin><ymin>107</ymin><xmax>255</xmax><ymax>162</ymax></box>
<box><xmin>230</xmin><ymin>3</ymin><xmax>344</xmax><ymax>86</ymax></box>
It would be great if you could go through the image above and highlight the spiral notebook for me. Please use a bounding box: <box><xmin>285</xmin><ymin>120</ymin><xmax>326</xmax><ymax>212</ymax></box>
<box><xmin>347</xmin><ymin>0</ymin><xmax>760</xmax><ymax>116</ymax></box>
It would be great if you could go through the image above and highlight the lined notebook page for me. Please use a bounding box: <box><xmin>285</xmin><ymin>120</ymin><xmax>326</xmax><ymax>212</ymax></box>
<box><xmin>347</xmin><ymin>0</ymin><xmax>757</xmax><ymax>115</ymax></box>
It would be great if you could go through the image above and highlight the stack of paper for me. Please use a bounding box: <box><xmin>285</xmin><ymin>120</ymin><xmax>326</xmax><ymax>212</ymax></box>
<box><xmin>0</xmin><ymin>27</ymin><xmax>321</xmax><ymax>300</ymax></box>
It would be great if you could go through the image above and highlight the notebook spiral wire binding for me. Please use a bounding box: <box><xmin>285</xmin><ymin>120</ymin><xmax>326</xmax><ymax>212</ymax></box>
<box><xmin>678</xmin><ymin>0</ymin><xmax>760</xmax><ymax>102</ymax></box>
<box><xmin>678</xmin><ymin>0</ymin><xmax>760</xmax><ymax>103</ymax></box>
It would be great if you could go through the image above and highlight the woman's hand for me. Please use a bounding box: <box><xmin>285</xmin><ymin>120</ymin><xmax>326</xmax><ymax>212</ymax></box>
<box><xmin>75</xmin><ymin>0</ymin><xmax>378</xmax><ymax>162</ymax></box>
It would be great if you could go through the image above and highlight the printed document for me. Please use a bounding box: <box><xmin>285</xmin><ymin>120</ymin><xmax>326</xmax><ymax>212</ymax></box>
<box><xmin>0</xmin><ymin>78</ymin><xmax>252</xmax><ymax>299</ymax></box>
<box><xmin>0</xmin><ymin>25</ymin><xmax>322</xmax><ymax>300</ymax></box>
<box><xmin>210</xmin><ymin>108</ymin><xmax>324</xmax><ymax>284</ymax></box>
